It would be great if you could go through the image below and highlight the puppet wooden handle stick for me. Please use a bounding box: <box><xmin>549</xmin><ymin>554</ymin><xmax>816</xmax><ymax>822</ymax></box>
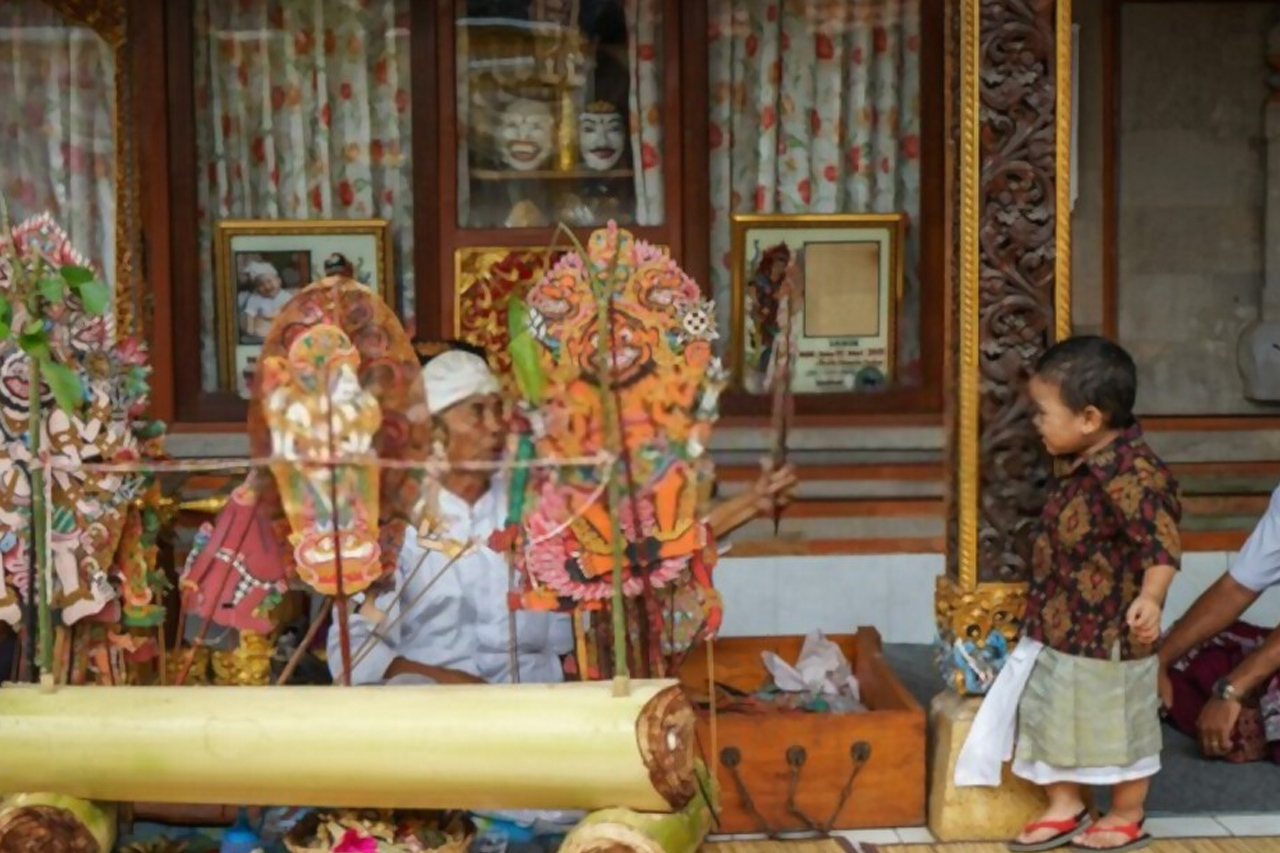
<box><xmin>768</xmin><ymin>263</ymin><xmax>796</xmax><ymax>535</ymax></box>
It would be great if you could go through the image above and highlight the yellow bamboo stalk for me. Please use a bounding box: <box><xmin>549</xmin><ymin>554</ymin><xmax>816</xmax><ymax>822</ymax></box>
<box><xmin>0</xmin><ymin>681</ymin><xmax>696</xmax><ymax>813</ymax></box>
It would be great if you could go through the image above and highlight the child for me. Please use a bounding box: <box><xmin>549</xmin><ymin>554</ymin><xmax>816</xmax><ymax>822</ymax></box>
<box><xmin>238</xmin><ymin>260</ymin><xmax>292</xmax><ymax>341</ymax></box>
<box><xmin>956</xmin><ymin>336</ymin><xmax>1180</xmax><ymax>853</ymax></box>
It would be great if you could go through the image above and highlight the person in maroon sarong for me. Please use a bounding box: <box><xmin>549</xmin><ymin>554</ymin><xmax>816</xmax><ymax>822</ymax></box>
<box><xmin>1163</xmin><ymin>621</ymin><xmax>1280</xmax><ymax>764</ymax></box>
<box><xmin>1158</xmin><ymin>485</ymin><xmax>1280</xmax><ymax>761</ymax></box>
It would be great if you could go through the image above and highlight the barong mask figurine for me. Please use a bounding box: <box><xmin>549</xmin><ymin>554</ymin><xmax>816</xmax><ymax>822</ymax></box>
<box><xmin>578</xmin><ymin>102</ymin><xmax>626</xmax><ymax>171</ymax></box>
<box><xmin>247</xmin><ymin>277</ymin><xmax>431</xmax><ymax>600</ymax></box>
<box><xmin>497</xmin><ymin>98</ymin><xmax>556</xmax><ymax>172</ymax></box>
<box><xmin>507</xmin><ymin>223</ymin><xmax>727</xmax><ymax>665</ymax></box>
<box><xmin>0</xmin><ymin>214</ymin><xmax>166</xmax><ymax>637</ymax></box>
<box><xmin>934</xmin><ymin>584</ymin><xmax>1020</xmax><ymax>695</ymax></box>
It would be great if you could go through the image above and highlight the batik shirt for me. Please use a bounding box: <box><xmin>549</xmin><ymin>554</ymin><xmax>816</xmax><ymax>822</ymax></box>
<box><xmin>1022</xmin><ymin>424</ymin><xmax>1182</xmax><ymax>661</ymax></box>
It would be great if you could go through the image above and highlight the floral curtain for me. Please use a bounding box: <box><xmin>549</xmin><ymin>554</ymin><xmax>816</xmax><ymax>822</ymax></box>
<box><xmin>194</xmin><ymin>0</ymin><xmax>413</xmax><ymax>391</ymax></box>
<box><xmin>0</xmin><ymin>1</ymin><xmax>115</xmax><ymax>283</ymax></box>
<box><xmin>626</xmin><ymin>0</ymin><xmax>663</xmax><ymax>226</ymax></box>
<box><xmin>707</xmin><ymin>0</ymin><xmax>921</xmax><ymax>379</ymax></box>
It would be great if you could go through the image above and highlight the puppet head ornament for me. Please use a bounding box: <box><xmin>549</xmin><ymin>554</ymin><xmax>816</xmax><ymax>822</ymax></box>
<box><xmin>508</xmin><ymin>224</ymin><xmax>726</xmax><ymax>636</ymax></box>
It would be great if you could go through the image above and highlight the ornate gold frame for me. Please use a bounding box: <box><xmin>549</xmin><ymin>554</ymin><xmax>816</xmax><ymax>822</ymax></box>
<box><xmin>214</xmin><ymin>218</ymin><xmax>395</xmax><ymax>389</ymax></box>
<box><xmin>728</xmin><ymin>213</ymin><xmax>905</xmax><ymax>389</ymax></box>
<box><xmin>41</xmin><ymin>0</ymin><xmax>141</xmax><ymax>343</ymax></box>
<box><xmin>453</xmin><ymin>246</ymin><xmax>561</xmax><ymax>339</ymax></box>
<box><xmin>941</xmin><ymin>0</ymin><xmax>1073</xmax><ymax>646</ymax></box>
<box><xmin>452</xmin><ymin>242</ymin><xmax>675</xmax><ymax>340</ymax></box>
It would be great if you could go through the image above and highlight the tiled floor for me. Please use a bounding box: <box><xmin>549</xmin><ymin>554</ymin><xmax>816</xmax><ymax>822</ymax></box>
<box><xmin>712</xmin><ymin>814</ymin><xmax>1280</xmax><ymax>845</ymax></box>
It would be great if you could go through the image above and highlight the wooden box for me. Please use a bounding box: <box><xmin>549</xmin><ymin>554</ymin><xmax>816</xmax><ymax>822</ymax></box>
<box><xmin>678</xmin><ymin>626</ymin><xmax>926</xmax><ymax>834</ymax></box>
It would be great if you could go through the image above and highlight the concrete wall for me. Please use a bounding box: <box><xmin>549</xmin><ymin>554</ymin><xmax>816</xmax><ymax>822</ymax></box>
<box><xmin>716</xmin><ymin>550</ymin><xmax>1280</xmax><ymax>645</ymax></box>
<box><xmin>1074</xmin><ymin>2</ymin><xmax>1277</xmax><ymax>414</ymax></box>
<box><xmin>1070</xmin><ymin>0</ymin><xmax>1106</xmax><ymax>337</ymax></box>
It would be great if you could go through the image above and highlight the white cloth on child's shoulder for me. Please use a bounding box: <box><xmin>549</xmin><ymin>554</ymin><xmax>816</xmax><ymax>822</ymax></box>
<box><xmin>954</xmin><ymin>637</ymin><xmax>1043</xmax><ymax>787</ymax></box>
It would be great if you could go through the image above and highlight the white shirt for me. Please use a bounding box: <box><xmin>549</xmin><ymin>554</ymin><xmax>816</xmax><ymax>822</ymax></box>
<box><xmin>327</xmin><ymin>480</ymin><xmax>574</xmax><ymax>685</ymax></box>
<box><xmin>240</xmin><ymin>289</ymin><xmax>293</xmax><ymax>319</ymax></box>
<box><xmin>1229</xmin><ymin>483</ymin><xmax>1280</xmax><ymax>592</ymax></box>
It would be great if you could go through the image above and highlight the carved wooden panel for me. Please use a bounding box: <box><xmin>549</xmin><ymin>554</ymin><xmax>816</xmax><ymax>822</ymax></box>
<box><xmin>975</xmin><ymin>0</ymin><xmax>1058</xmax><ymax>584</ymax></box>
<box><xmin>41</xmin><ymin>0</ymin><xmax>124</xmax><ymax>46</ymax></box>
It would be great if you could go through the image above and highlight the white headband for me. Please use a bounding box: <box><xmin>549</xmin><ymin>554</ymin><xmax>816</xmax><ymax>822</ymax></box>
<box><xmin>244</xmin><ymin>260</ymin><xmax>278</xmax><ymax>281</ymax></box>
<box><xmin>421</xmin><ymin>350</ymin><xmax>500</xmax><ymax>414</ymax></box>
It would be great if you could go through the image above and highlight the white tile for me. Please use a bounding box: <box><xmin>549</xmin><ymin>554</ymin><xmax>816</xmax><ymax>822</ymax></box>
<box><xmin>774</xmin><ymin>556</ymin><xmax>891</xmax><ymax>638</ymax></box>
<box><xmin>1144</xmin><ymin>816</ymin><xmax>1229</xmax><ymax>838</ymax></box>
<box><xmin>1163</xmin><ymin>551</ymin><xmax>1229</xmax><ymax>627</ymax></box>
<box><xmin>830</xmin><ymin>828</ymin><xmax>903</xmax><ymax>845</ymax></box>
<box><xmin>1215</xmin><ymin>813</ymin><xmax>1280</xmax><ymax>837</ymax></box>
<box><xmin>717</xmin><ymin>556</ymin><xmax>780</xmax><ymax>637</ymax></box>
<box><xmin>882</xmin><ymin>554</ymin><xmax>944</xmax><ymax>644</ymax></box>
<box><xmin>892</xmin><ymin>826</ymin><xmax>936</xmax><ymax>843</ymax></box>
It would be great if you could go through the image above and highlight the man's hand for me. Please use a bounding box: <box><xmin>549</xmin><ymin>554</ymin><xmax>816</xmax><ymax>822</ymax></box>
<box><xmin>1197</xmin><ymin>696</ymin><xmax>1243</xmax><ymax>758</ymax></box>
<box><xmin>751</xmin><ymin>460</ymin><xmax>798</xmax><ymax>517</ymax></box>
<box><xmin>1126</xmin><ymin>595</ymin><xmax>1163</xmax><ymax>645</ymax></box>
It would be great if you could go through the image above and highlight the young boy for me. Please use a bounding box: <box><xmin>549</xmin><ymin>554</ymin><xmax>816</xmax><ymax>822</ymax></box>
<box><xmin>1009</xmin><ymin>336</ymin><xmax>1180</xmax><ymax>852</ymax></box>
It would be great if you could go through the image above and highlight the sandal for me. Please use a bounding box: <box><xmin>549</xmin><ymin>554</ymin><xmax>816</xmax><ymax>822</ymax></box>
<box><xmin>1007</xmin><ymin>809</ymin><xmax>1093</xmax><ymax>852</ymax></box>
<box><xmin>1069</xmin><ymin>819</ymin><xmax>1151</xmax><ymax>852</ymax></box>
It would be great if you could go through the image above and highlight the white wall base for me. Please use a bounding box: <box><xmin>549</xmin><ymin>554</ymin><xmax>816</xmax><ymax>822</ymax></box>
<box><xmin>717</xmin><ymin>552</ymin><xmax>1280</xmax><ymax>644</ymax></box>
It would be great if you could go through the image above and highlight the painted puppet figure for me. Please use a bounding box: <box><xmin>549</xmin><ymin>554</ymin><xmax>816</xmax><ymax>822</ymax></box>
<box><xmin>506</xmin><ymin>223</ymin><xmax>727</xmax><ymax>669</ymax></box>
<box><xmin>246</xmin><ymin>277</ymin><xmax>431</xmax><ymax>600</ymax></box>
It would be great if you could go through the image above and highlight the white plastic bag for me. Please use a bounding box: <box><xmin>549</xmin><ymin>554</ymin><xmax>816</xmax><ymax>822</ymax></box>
<box><xmin>761</xmin><ymin>630</ymin><xmax>862</xmax><ymax>706</ymax></box>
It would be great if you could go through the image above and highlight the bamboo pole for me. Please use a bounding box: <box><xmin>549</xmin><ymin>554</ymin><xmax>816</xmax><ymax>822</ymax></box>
<box><xmin>560</xmin><ymin>765</ymin><xmax>715</xmax><ymax>853</ymax></box>
<box><xmin>0</xmin><ymin>681</ymin><xmax>696</xmax><ymax>812</ymax></box>
<box><xmin>0</xmin><ymin>793</ymin><xmax>117</xmax><ymax>853</ymax></box>
<box><xmin>27</xmin><ymin>362</ymin><xmax>52</xmax><ymax>685</ymax></box>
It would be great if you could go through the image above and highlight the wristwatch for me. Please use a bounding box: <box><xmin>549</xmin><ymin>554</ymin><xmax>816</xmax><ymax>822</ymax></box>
<box><xmin>1212</xmin><ymin>677</ymin><xmax>1241</xmax><ymax>703</ymax></box>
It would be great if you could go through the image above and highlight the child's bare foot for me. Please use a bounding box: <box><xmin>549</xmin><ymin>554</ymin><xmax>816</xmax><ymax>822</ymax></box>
<box><xmin>1008</xmin><ymin>804</ymin><xmax>1090</xmax><ymax>852</ymax></box>
<box><xmin>1071</xmin><ymin>812</ymin><xmax>1149</xmax><ymax>851</ymax></box>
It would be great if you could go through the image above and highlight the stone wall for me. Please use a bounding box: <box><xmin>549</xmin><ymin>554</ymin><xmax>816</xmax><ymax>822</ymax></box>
<box><xmin>1073</xmin><ymin>1</ymin><xmax>1277</xmax><ymax>414</ymax></box>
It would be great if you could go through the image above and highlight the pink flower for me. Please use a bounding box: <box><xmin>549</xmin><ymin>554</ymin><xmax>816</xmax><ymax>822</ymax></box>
<box><xmin>333</xmin><ymin>829</ymin><xmax>378</xmax><ymax>853</ymax></box>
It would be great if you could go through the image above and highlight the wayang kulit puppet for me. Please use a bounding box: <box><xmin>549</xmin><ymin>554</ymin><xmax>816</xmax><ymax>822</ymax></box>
<box><xmin>501</xmin><ymin>223</ymin><xmax>727</xmax><ymax>676</ymax></box>
<box><xmin>0</xmin><ymin>213</ymin><xmax>168</xmax><ymax>684</ymax></box>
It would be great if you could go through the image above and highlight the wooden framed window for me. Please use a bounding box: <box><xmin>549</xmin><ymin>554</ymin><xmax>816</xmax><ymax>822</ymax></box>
<box><xmin>680</xmin><ymin>0</ymin><xmax>946</xmax><ymax>419</ymax></box>
<box><xmin>166</xmin><ymin>0</ymin><xmax>419</xmax><ymax>424</ymax></box>
<box><xmin>153</xmin><ymin>0</ymin><xmax>943</xmax><ymax>427</ymax></box>
<box><xmin>424</xmin><ymin>0</ymin><xmax>686</xmax><ymax>346</ymax></box>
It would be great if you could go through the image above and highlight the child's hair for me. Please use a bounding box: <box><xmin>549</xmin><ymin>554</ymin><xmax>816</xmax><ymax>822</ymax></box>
<box><xmin>1034</xmin><ymin>335</ymin><xmax>1137</xmax><ymax>428</ymax></box>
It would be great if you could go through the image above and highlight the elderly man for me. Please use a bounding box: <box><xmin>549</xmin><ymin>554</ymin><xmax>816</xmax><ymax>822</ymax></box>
<box><xmin>1158</xmin><ymin>486</ymin><xmax>1280</xmax><ymax>758</ymax></box>
<box><xmin>329</xmin><ymin>348</ymin><xmax>568</xmax><ymax>686</ymax></box>
<box><xmin>328</xmin><ymin>347</ymin><xmax>795</xmax><ymax>687</ymax></box>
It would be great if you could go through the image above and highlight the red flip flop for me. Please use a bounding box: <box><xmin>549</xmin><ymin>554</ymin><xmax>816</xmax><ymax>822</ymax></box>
<box><xmin>1007</xmin><ymin>809</ymin><xmax>1094</xmax><ymax>852</ymax></box>
<box><xmin>1069</xmin><ymin>819</ymin><xmax>1151</xmax><ymax>852</ymax></box>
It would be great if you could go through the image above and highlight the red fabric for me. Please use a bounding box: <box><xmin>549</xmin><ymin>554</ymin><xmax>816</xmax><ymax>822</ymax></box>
<box><xmin>1165</xmin><ymin>621</ymin><xmax>1280</xmax><ymax>764</ymax></box>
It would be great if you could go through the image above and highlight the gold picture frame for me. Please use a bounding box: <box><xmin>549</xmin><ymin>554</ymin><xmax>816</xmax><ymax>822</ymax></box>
<box><xmin>729</xmin><ymin>213</ymin><xmax>905</xmax><ymax>394</ymax></box>
<box><xmin>215</xmin><ymin>218</ymin><xmax>394</xmax><ymax>398</ymax></box>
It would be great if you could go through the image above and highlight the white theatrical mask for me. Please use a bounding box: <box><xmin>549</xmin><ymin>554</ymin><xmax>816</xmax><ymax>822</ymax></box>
<box><xmin>579</xmin><ymin>108</ymin><xmax>626</xmax><ymax>171</ymax></box>
<box><xmin>498</xmin><ymin>99</ymin><xmax>556</xmax><ymax>172</ymax></box>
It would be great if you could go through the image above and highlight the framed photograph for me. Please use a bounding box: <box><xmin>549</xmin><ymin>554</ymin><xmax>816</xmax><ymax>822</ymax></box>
<box><xmin>215</xmin><ymin>219</ymin><xmax>394</xmax><ymax>397</ymax></box>
<box><xmin>730</xmin><ymin>214</ymin><xmax>905</xmax><ymax>395</ymax></box>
